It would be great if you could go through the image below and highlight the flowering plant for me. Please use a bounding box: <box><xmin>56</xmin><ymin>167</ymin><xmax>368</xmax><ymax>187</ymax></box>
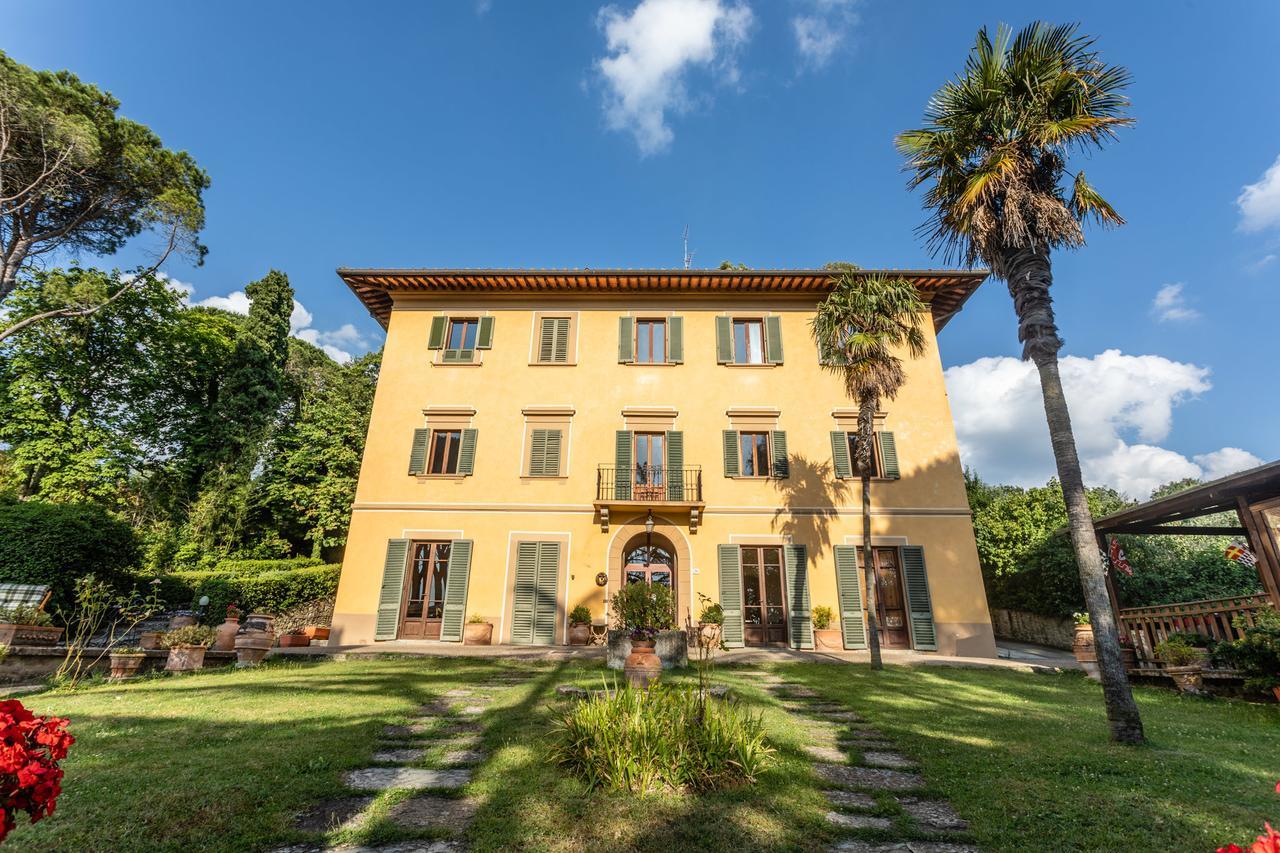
<box><xmin>1218</xmin><ymin>782</ymin><xmax>1280</xmax><ymax>853</ymax></box>
<box><xmin>0</xmin><ymin>699</ymin><xmax>74</xmax><ymax>841</ymax></box>
<box><xmin>225</xmin><ymin>602</ymin><xmax>241</xmax><ymax>620</ymax></box>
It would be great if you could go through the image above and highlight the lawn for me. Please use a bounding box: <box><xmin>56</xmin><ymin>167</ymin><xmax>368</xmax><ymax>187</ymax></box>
<box><xmin>8</xmin><ymin>657</ymin><xmax>1279</xmax><ymax>852</ymax></box>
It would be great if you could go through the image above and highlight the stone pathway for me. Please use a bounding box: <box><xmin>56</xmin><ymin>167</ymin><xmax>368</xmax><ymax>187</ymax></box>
<box><xmin>759</xmin><ymin>676</ymin><xmax>978</xmax><ymax>853</ymax></box>
<box><xmin>274</xmin><ymin>669</ymin><xmax>540</xmax><ymax>852</ymax></box>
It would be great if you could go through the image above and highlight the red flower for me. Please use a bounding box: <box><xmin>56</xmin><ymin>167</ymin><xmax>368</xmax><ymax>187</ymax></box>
<box><xmin>0</xmin><ymin>702</ymin><xmax>73</xmax><ymax>842</ymax></box>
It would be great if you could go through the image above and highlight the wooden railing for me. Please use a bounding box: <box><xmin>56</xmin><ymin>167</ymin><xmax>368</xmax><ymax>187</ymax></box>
<box><xmin>1119</xmin><ymin>594</ymin><xmax>1272</xmax><ymax>664</ymax></box>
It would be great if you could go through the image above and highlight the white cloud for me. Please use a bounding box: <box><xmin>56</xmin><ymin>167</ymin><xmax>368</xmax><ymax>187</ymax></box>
<box><xmin>595</xmin><ymin>0</ymin><xmax>754</xmax><ymax>155</ymax></box>
<box><xmin>475</xmin><ymin>0</ymin><xmax>492</xmax><ymax>13</ymax></box>
<box><xmin>944</xmin><ymin>349</ymin><xmax>1262</xmax><ymax>499</ymax></box>
<box><xmin>1150</xmin><ymin>282</ymin><xmax>1200</xmax><ymax>323</ymax></box>
<box><xmin>1247</xmin><ymin>253</ymin><xmax>1276</xmax><ymax>273</ymax></box>
<box><xmin>191</xmin><ymin>289</ymin><xmax>369</xmax><ymax>364</ymax></box>
<box><xmin>156</xmin><ymin>272</ymin><xmax>195</xmax><ymax>300</ymax></box>
<box><xmin>195</xmin><ymin>291</ymin><xmax>251</xmax><ymax>315</ymax></box>
<box><xmin>1238</xmin><ymin>154</ymin><xmax>1280</xmax><ymax>232</ymax></box>
<box><xmin>791</xmin><ymin>0</ymin><xmax>859</xmax><ymax>70</ymax></box>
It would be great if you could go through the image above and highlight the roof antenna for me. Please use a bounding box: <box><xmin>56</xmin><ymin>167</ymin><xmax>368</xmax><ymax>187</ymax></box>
<box><xmin>682</xmin><ymin>225</ymin><xmax>694</xmax><ymax>270</ymax></box>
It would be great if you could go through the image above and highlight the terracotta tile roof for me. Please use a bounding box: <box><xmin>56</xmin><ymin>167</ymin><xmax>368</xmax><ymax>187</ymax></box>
<box><xmin>336</xmin><ymin>268</ymin><xmax>990</xmax><ymax>332</ymax></box>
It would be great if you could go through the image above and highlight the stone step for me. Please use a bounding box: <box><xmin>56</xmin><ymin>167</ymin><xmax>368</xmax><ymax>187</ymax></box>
<box><xmin>825</xmin><ymin>812</ymin><xmax>894</xmax><ymax>831</ymax></box>
<box><xmin>371</xmin><ymin>747</ymin><xmax>426</xmax><ymax>763</ymax></box>
<box><xmin>386</xmin><ymin>794</ymin><xmax>479</xmax><ymax>833</ymax></box>
<box><xmin>861</xmin><ymin>751</ymin><xmax>918</xmax><ymax>771</ymax></box>
<box><xmin>343</xmin><ymin>767</ymin><xmax>472</xmax><ymax>792</ymax></box>
<box><xmin>896</xmin><ymin>797</ymin><xmax>970</xmax><ymax>832</ymax></box>
<box><xmin>441</xmin><ymin>749</ymin><xmax>486</xmax><ymax>767</ymax></box>
<box><xmin>291</xmin><ymin>796</ymin><xmax>374</xmax><ymax>833</ymax></box>
<box><xmin>803</xmin><ymin>744</ymin><xmax>849</xmax><ymax>763</ymax></box>
<box><xmin>815</xmin><ymin>763</ymin><xmax>925</xmax><ymax>792</ymax></box>
<box><xmin>823</xmin><ymin>790</ymin><xmax>878</xmax><ymax>811</ymax></box>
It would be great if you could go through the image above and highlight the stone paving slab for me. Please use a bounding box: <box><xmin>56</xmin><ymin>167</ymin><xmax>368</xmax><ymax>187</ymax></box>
<box><xmin>862</xmin><ymin>751</ymin><xmax>918</xmax><ymax>770</ymax></box>
<box><xmin>441</xmin><ymin>749</ymin><xmax>486</xmax><ymax>766</ymax></box>
<box><xmin>896</xmin><ymin>797</ymin><xmax>969</xmax><ymax>832</ymax></box>
<box><xmin>829</xmin><ymin>842</ymin><xmax>979</xmax><ymax>853</ymax></box>
<box><xmin>826</xmin><ymin>812</ymin><xmax>895</xmax><ymax>830</ymax></box>
<box><xmin>840</xmin><ymin>738</ymin><xmax>894</xmax><ymax>750</ymax></box>
<box><xmin>780</xmin><ymin>685</ymin><xmax>819</xmax><ymax>697</ymax></box>
<box><xmin>436</xmin><ymin>720</ymin><xmax>485</xmax><ymax>736</ymax></box>
<box><xmin>372</xmin><ymin>748</ymin><xmax>426</xmax><ymax>763</ymax></box>
<box><xmin>824</xmin><ymin>790</ymin><xmax>878</xmax><ymax>811</ymax></box>
<box><xmin>272</xmin><ymin>844</ymin><xmax>466</xmax><ymax>853</ymax></box>
<box><xmin>435</xmin><ymin>734</ymin><xmax>484</xmax><ymax>751</ymax></box>
<box><xmin>386</xmin><ymin>795</ymin><xmax>479</xmax><ymax>832</ymax></box>
<box><xmin>813</xmin><ymin>711</ymin><xmax>865</xmax><ymax>722</ymax></box>
<box><xmin>803</xmin><ymin>744</ymin><xmax>848</xmax><ymax>763</ymax></box>
<box><xmin>344</xmin><ymin>767</ymin><xmax>472</xmax><ymax>791</ymax></box>
<box><xmin>443</xmin><ymin>688</ymin><xmax>473</xmax><ymax>698</ymax></box>
<box><xmin>382</xmin><ymin>722</ymin><xmax>435</xmax><ymax>738</ymax></box>
<box><xmin>416</xmin><ymin>701</ymin><xmax>451</xmax><ymax>716</ymax></box>
<box><xmin>815</xmin><ymin>763</ymin><xmax>925</xmax><ymax>792</ymax></box>
<box><xmin>291</xmin><ymin>796</ymin><xmax>374</xmax><ymax>833</ymax></box>
<box><xmin>456</xmin><ymin>704</ymin><xmax>488</xmax><ymax>716</ymax></box>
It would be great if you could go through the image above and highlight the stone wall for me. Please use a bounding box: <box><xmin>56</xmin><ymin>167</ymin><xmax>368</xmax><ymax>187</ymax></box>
<box><xmin>989</xmin><ymin>608</ymin><xmax>1074</xmax><ymax>651</ymax></box>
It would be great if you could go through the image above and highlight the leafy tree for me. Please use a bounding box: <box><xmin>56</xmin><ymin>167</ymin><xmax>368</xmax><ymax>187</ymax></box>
<box><xmin>897</xmin><ymin>22</ymin><xmax>1145</xmax><ymax>743</ymax></box>
<box><xmin>812</xmin><ymin>272</ymin><xmax>927</xmax><ymax>669</ymax></box>
<box><xmin>717</xmin><ymin>261</ymin><xmax>749</xmax><ymax>270</ymax></box>
<box><xmin>0</xmin><ymin>51</ymin><xmax>208</xmax><ymax>326</ymax></box>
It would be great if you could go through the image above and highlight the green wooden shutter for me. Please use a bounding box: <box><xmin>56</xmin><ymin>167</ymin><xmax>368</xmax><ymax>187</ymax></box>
<box><xmin>442</xmin><ymin>347</ymin><xmax>474</xmax><ymax>363</ymax></box>
<box><xmin>428</xmin><ymin>316</ymin><xmax>447</xmax><ymax>349</ymax></box>
<box><xmin>374</xmin><ymin>539</ymin><xmax>410</xmax><ymax>640</ymax></box>
<box><xmin>618</xmin><ymin>316</ymin><xmax>634</xmax><ymax>363</ymax></box>
<box><xmin>765</xmin><ymin>315</ymin><xmax>784</xmax><ymax>364</ymax></box>
<box><xmin>830</xmin><ymin>431</ymin><xmax>852</xmax><ymax>479</ymax></box>
<box><xmin>538</xmin><ymin>318</ymin><xmax>555</xmax><ymax>363</ymax></box>
<box><xmin>722</xmin><ymin>430</ymin><xmax>739</xmax><ymax>477</ymax></box>
<box><xmin>878</xmin><ymin>431</ymin><xmax>900</xmax><ymax>479</ymax></box>
<box><xmin>476</xmin><ymin>316</ymin><xmax>494</xmax><ymax>349</ymax></box>
<box><xmin>553</xmin><ymin>317</ymin><xmax>569</xmax><ymax>362</ymax></box>
<box><xmin>834</xmin><ymin>546</ymin><xmax>868</xmax><ymax>650</ymax></box>
<box><xmin>511</xmin><ymin>542</ymin><xmax>538</xmax><ymax>644</ymax></box>
<box><xmin>718</xmin><ymin>545</ymin><xmax>744</xmax><ymax>648</ymax></box>
<box><xmin>666</xmin><ymin>430</ymin><xmax>684</xmax><ymax>500</ymax></box>
<box><xmin>668</xmin><ymin>316</ymin><xmax>684</xmax><ymax>363</ymax></box>
<box><xmin>534</xmin><ymin>542</ymin><xmax>560</xmax><ymax>644</ymax></box>
<box><xmin>901</xmin><ymin>545</ymin><xmax>937</xmax><ymax>651</ymax></box>
<box><xmin>784</xmin><ymin>544</ymin><xmax>813</xmax><ymax>649</ymax></box>
<box><xmin>439</xmin><ymin>540</ymin><xmax>473</xmax><ymax>642</ymax></box>
<box><xmin>408</xmin><ymin>429</ymin><xmax>430</xmax><ymax>475</ymax></box>
<box><xmin>771</xmin><ymin>430</ymin><xmax>789</xmax><ymax>478</ymax></box>
<box><xmin>543</xmin><ymin>429</ymin><xmax>562</xmax><ymax>476</ymax></box>
<box><xmin>614</xmin><ymin>430</ymin><xmax>632</xmax><ymax>499</ymax></box>
<box><xmin>529</xmin><ymin>429</ymin><xmax>549</xmax><ymax>476</ymax></box>
<box><xmin>715</xmin><ymin>316</ymin><xmax>733</xmax><ymax>363</ymax></box>
<box><xmin>457</xmin><ymin>428</ymin><xmax>478</xmax><ymax>475</ymax></box>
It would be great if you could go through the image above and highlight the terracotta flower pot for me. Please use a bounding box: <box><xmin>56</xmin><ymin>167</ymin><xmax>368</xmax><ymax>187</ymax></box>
<box><xmin>109</xmin><ymin>653</ymin><xmax>146</xmax><ymax>680</ymax></box>
<box><xmin>568</xmin><ymin>623</ymin><xmax>591</xmax><ymax>645</ymax></box>
<box><xmin>234</xmin><ymin>623</ymin><xmax>273</xmax><ymax>668</ymax></box>
<box><xmin>278</xmin><ymin>633</ymin><xmax>310</xmax><ymax>648</ymax></box>
<box><xmin>698</xmin><ymin>623</ymin><xmax>722</xmax><ymax>649</ymax></box>
<box><xmin>1165</xmin><ymin>664</ymin><xmax>1205</xmax><ymax>695</ymax></box>
<box><xmin>624</xmin><ymin>638</ymin><xmax>662</xmax><ymax>688</ymax></box>
<box><xmin>814</xmin><ymin>628</ymin><xmax>842</xmax><ymax>650</ymax></box>
<box><xmin>1272</xmin><ymin>686</ymin><xmax>1280</xmax><ymax>703</ymax></box>
<box><xmin>0</xmin><ymin>623</ymin><xmax>63</xmax><ymax>647</ymax></box>
<box><xmin>139</xmin><ymin>630</ymin><xmax>163</xmax><ymax>650</ymax></box>
<box><xmin>303</xmin><ymin>626</ymin><xmax>330</xmax><ymax>641</ymax></box>
<box><xmin>1072</xmin><ymin>624</ymin><xmax>1099</xmax><ymax>681</ymax></box>
<box><xmin>214</xmin><ymin>618</ymin><xmax>240</xmax><ymax>651</ymax></box>
<box><xmin>164</xmin><ymin>645</ymin><xmax>207</xmax><ymax>673</ymax></box>
<box><xmin>463</xmin><ymin>622</ymin><xmax>493</xmax><ymax>645</ymax></box>
<box><xmin>168</xmin><ymin>614</ymin><xmax>197</xmax><ymax>631</ymax></box>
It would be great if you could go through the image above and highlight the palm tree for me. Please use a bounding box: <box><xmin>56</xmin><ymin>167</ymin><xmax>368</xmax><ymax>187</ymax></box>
<box><xmin>896</xmin><ymin>22</ymin><xmax>1145</xmax><ymax>743</ymax></box>
<box><xmin>812</xmin><ymin>273</ymin><xmax>927</xmax><ymax>670</ymax></box>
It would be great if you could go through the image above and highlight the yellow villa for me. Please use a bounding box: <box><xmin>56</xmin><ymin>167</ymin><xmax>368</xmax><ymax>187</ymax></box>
<box><xmin>328</xmin><ymin>268</ymin><xmax>997</xmax><ymax>658</ymax></box>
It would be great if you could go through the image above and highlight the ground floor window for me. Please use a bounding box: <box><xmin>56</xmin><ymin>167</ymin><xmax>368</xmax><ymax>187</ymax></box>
<box><xmin>741</xmin><ymin>545</ymin><xmax>787</xmax><ymax>645</ymax></box>
<box><xmin>401</xmin><ymin>542</ymin><xmax>449</xmax><ymax>640</ymax></box>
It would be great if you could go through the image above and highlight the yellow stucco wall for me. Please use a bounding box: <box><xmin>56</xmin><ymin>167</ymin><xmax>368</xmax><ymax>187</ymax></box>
<box><xmin>330</xmin><ymin>292</ymin><xmax>997</xmax><ymax>657</ymax></box>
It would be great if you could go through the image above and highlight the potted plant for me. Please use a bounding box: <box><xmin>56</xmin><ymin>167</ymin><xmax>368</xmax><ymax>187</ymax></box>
<box><xmin>812</xmin><ymin>605</ymin><xmax>841</xmax><ymax>650</ymax></box>
<box><xmin>278</xmin><ymin>630</ymin><xmax>310</xmax><ymax>647</ymax></box>
<box><xmin>1155</xmin><ymin>634</ymin><xmax>1208</xmax><ymax>695</ymax></box>
<box><xmin>168</xmin><ymin>610</ymin><xmax>198</xmax><ymax>630</ymax></box>
<box><xmin>0</xmin><ymin>606</ymin><xmax>63</xmax><ymax>647</ymax></box>
<box><xmin>1071</xmin><ymin>611</ymin><xmax>1098</xmax><ymax>680</ymax></box>
<box><xmin>1215</xmin><ymin>608</ymin><xmax>1280</xmax><ymax>701</ymax></box>
<box><xmin>139</xmin><ymin>630</ymin><xmax>164</xmax><ymax>650</ymax></box>
<box><xmin>108</xmin><ymin>646</ymin><xmax>147</xmax><ymax>680</ymax></box>
<box><xmin>463</xmin><ymin>614</ymin><xmax>493</xmax><ymax>645</ymax></box>
<box><xmin>161</xmin><ymin>625</ymin><xmax>216</xmax><ymax>673</ymax></box>
<box><xmin>214</xmin><ymin>603</ymin><xmax>240</xmax><ymax>651</ymax></box>
<box><xmin>611</xmin><ymin>582</ymin><xmax>675</xmax><ymax>688</ymax></box>
<box><xmin>568</xmin><ymin>605</ymin><xmax>592</xmax><ymax>645</ymax></box>
<box><xmin>697</xmin><ymin>598</ymin><xmax>723</xmax><ymax>649</ymax></box>
<box><xmin>234</xmin><ymin>614</ymin><xmax>275</xmax><ymax>668</ymax></box>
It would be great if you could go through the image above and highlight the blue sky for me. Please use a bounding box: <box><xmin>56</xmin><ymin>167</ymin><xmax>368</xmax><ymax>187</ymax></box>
<box><xmin>6</xmin><ymin>0</ymin><xmax>1279</xmax><ymax>497</ymax></box>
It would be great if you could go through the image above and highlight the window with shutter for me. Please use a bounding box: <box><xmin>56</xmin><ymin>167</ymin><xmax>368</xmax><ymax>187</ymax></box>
<box><xmin>770</xmin><ymin>430</ymin><xmax>789</xmax><ymax>478</ymax></box>
<box><xmin>408</xmin><ymin>428</ymin><xmax>431</xmax><ymax>475</ymax></box>
<box><xmin>439</xmin><ymin>540</ymin><xmax>473</xmax><ymax>642</ymax></box>
<box><xmin>784</xmin><ymin>544</ymin><xmax>813</xmax><ymax>649</ymax></box>
<box><xmin>634</xmin><ymin>318</ymin><xmax>667</xmax><ymax>364</ymax></box>
<box><xmin>765</xmin><ymin>315</ymin><xmax>784</xmax><ymax>364</ymax></box>
<box><xmin>375</xmin><ymin>539</ymin><xmax>410</xmax><ymax>640</ymax></box>
<box><xmin>665</xmin><ymin>430</ymin><xmax>684</xmax><ymax>500</ymax></box>
<box><xmin>722</xmin><ymin>430</ymin><xmax>740</xmax><ymax>477</ymax></box>
<box><xmin>528</xmin><ymin>428</ymin><xmax>563</xmax><ymax>477</ymax></box>
<box><xmin>538</xmin><ymin>316</ymin><xmax>570</xmax><ymax>364</ymax></box>
<box><xmin>511</xmin><ymin>540</ymin><xmax>560</xmax><ymax>645</ymax></box>
<box><xmin>901</xmin><ymin>546</ymin><xmax>937</xmax><ymax>650</ymax></box>
<box><xmin>668</xmin><ymin>316</ymin><xmax>684</xmax><ymax>363</ymax></box>
<box><xmin>717</xmin><ymin>545</ymin><xmax>744</xmax><ymax>648</ymax></box>
<box><xmin>442</xmin><ymin>318</ymin><xmax>480</xmax><ymax>363</ymax></box>
<box><xmin>833</xmin><ymin>546</ymin><xmax>868</xmax><ymax>649</ymax></box>
<box><xmin>618</xmin><ymin>316</ymin><xmax>634</xmax><ymax>363</ymax></box>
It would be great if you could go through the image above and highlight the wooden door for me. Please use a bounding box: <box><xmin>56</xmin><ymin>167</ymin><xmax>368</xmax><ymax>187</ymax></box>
<box><xmin>634</xmin><ymin>432</ymin><xmax>666</xmax><ymax>500</ymax></box>
<box><xmin>741</xmin><ymin>546</ymin><xmax>788</xmax><ymax>646</ymax></box>
<box><xmin>859</xmin><ymin>548</ymin><xmax>909</xmax><ymax>649</ymax></box>
<box><xmin>399</xmin><ymin>542</ymin><xmax>449</xmax><ymax>640</ymax></box>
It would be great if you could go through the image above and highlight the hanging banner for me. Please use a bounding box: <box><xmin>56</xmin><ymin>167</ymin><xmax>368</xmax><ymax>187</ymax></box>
<box><xmin>1225</xmin><ymin>541</ymin><xmax>1259</xmax><ymax>568</ymax></box>
<box><xmin>1108</xmin><ymin>537</ymin><xmax>1133</xmax><ymax>576</ymax></box>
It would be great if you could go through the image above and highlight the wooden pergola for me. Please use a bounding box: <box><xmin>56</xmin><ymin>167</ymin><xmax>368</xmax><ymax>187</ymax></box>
<box><xmin>1092</xmin><ymin>460</ymin><xmax>1280</xmax><ymax>664</ymax></box>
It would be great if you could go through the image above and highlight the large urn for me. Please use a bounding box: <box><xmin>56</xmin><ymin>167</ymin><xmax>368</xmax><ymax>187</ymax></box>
<box><xmin>623</xmin><ymin>636</ymin><xmax>662</xmax><ymax>688</ymax></box>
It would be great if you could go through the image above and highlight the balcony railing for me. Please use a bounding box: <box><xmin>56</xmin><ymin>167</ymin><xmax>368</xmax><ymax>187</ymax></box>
<box><xmin>596</xmin><ymin>465</ymin><xmax>703</xmax><ymax>503</ymax></box>
<box><xmin>1119</xmin><ymin>593</ymin><xmax>1272</xmax><ymax>665</ymax></box>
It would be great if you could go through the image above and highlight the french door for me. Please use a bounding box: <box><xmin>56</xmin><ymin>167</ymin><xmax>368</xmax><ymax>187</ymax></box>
<box><xmin>858</xmin><ymin>547</ymin><xmax>910</xmax><ymax>649</ymax></box>
<box><xmin>399</xmin><ymin>542</ymin><xmax>450</xmax><ymax>640</ymax></box>
<box><xmin>741</xmin><ymin>546</ymin><xmax>788</xmax><ymax>645</ymax></box>
<box><xmin>634</xmin><ymin>432</ymin><xmax>666</xmax><ymax>499</ymax></box>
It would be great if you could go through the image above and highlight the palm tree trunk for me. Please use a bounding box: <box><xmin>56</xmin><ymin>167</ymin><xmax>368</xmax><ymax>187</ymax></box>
<box><xmin>1005</xmin><ymin>248</ymin><xmax>1145</xmax><ymax>745</ymax></box>
<box><xmin>858</xmin><ymin>394</ymin><xmax>883</xmax><ymax>670</ymax></box>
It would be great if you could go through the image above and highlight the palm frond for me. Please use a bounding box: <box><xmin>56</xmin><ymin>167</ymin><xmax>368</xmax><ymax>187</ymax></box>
<box><xmin>1069</xmin><ymin>170</ymin><xmax>1124</xmax><ymax>227</ymax></box>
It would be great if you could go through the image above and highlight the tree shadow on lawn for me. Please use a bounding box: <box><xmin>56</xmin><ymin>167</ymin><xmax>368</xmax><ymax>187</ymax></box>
<box><xmin>778</xmin><ymin>661</ymin><xmax>1280</xmax><ymax>851</ymax></box>
<box><xmin>442</xmin><ymin>661</ymin><xmax>838</xmax><ymax>853</ymax></box>
<box><xmin>10</xmin><ymin>657</ymin><xmax>550</xmax><ymax>852</ymax></box>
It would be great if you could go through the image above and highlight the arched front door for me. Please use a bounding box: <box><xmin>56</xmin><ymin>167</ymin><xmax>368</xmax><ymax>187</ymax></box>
<box><xmin>622</xmin><ymin>532</ymin><xmax>677</xmax><ymax>613</ymax></box>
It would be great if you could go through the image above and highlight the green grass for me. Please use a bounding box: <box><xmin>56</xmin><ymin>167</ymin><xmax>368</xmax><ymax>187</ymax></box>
<box><xmin>9</xmin><ymin>658</ymin><xmax>1279</xmax><ymax>851</ymax></box>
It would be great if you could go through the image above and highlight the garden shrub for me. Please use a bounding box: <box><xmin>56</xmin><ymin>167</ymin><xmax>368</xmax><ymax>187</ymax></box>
<box><xmin>0</xmin><ymin>501</ymin><xmax>140</xmax><ymax>612</ymax></box>
<box><xmin>158</xmin><ymin>564</ymin><xmax>341</xmax><ymax>617</ymax></box>
<box><xmin>548</xmin><ymin>684</ymin><xmax>774</xmax><ymax>792</ymax></box>
<box><xmin>206</xmin><ymin>557</ymin><xmax>324</xmax><ymax>576</ymax></box>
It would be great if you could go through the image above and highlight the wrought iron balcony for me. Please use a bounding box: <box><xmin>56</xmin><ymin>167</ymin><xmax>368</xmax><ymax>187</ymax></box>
<box><xmin>594</xmin><ymin>465</ymin><xmax>704</xmax><ymax>532</ymax></box>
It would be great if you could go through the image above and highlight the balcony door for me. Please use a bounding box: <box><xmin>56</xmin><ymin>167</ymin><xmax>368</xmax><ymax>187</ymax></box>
<box><xmin>400</xmin><ymin>542</ymin><xmax>449</xmax><ymax>640</ymax></box>
<box><xmin>634</xmin><ymin>432</ymin><xmax>666</xmax><ymax>500</ymax></box>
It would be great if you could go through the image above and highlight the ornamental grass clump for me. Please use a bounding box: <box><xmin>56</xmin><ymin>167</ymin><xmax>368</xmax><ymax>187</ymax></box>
<box><xmin>547</xmin><ymin>684</ymin><xmax>774</xmax><ymax>793</ymax></box>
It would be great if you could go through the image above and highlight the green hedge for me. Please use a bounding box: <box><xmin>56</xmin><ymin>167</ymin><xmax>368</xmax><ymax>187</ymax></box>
<box><xmin>206</xmin><ymin>557</ymin><xmax>324</xmax><ymax>576</ymax></box>
<box><xmin>0</xmin><ymin>501</ymin><xmax>140</xmax><ymax>613</ymax></box>
<box><xmin>157</xmin><ymin>564</ymin><xmax>341</xmax><ymax>617</ymax></box>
